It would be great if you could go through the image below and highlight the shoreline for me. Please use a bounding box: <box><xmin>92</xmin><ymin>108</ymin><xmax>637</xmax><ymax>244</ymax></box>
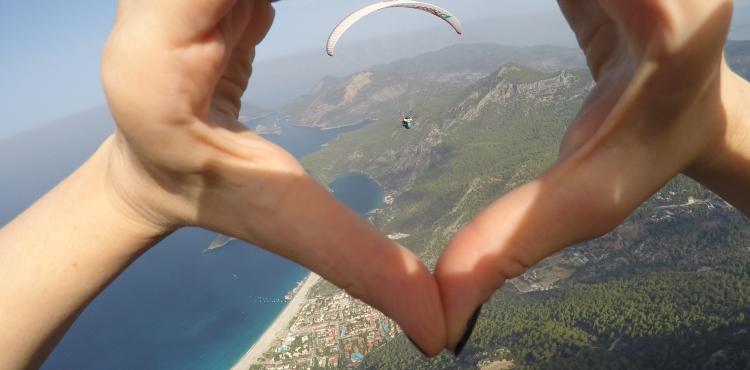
<box><xmin>231</xmin><ymin>272</ymin><xmax>321</xmax><ymax>370</ymax></box>
<box><xmin>318</xmin><ymin>118</ymin><xmax>376</xmax><ymax>131</ymax></box>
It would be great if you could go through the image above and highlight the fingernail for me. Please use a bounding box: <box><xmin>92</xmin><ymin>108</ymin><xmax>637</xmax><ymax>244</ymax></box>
<box><xmin>406</xmin><ymin>334</ymin><xmax>429</xmax><ymax>357</ymax></box>
<box><xmin>453</xmin><ymin>305</ymin><xmax>482</xmax><ymax>357</ymax></box>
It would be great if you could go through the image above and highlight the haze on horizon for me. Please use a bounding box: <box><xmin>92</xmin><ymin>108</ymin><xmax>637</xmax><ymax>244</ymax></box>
<box><xmin>1</xmin><ymin>0</ymin><xmax>750</xmax><ymax>139</ymax></box>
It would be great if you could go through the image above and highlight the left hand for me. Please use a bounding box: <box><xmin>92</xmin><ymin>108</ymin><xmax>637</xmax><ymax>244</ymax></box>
<box><xmin>102</xmin><ymin>0</ymin><xmax>447</xmax><ymax>354</ymax></box>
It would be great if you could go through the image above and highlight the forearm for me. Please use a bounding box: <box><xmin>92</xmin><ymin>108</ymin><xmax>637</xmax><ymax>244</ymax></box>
<box><xmin>686</xmin><ymin>66</ymin><xmax>750</xmax><ymax>215</ymax></box>
<box><xmin>0</xmin><ymin>137</ymin><xmax>167</xmax><ymax>369</ymax></box>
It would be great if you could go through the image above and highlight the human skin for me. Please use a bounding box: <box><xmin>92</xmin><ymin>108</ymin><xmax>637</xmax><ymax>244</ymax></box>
<box><xmin>436</xmin><ymin>0</ymin><xmax>750</xmax><ymax>352</ymax></box>
<box><xmin>0</xmin><ymin>0</ymin><xmax>447</xmax><ymax>368</ymax></box>
<box><xmin>2</xmin><ymin>0</ymin><xmax>750</xmax><ymax>367</ymax></box>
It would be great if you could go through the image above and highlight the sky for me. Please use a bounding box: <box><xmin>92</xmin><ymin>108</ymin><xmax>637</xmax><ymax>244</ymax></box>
<box><xmin>1</xmin><ymin>0</ymin><xmax>749</xmax><ymax>139</ymax></box>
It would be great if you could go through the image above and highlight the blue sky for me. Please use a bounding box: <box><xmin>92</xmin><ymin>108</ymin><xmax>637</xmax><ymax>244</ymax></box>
<box><xmin>0</xmin><ymin>0</ymin><xmax>749</xmax><ymax>139</ymax></box>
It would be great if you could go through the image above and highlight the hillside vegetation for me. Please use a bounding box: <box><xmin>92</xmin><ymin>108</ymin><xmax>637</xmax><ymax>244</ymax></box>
<box><xmin>297</xmin><ymin>42</ymin><xmax>750</xmax><ymax>369</ymax></box>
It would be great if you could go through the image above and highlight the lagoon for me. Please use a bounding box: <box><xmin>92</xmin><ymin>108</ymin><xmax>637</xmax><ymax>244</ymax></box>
<box><xmin>329</xmin><ymin>172</ymin><xmax>384</xmax><ymax>215</ymax></box>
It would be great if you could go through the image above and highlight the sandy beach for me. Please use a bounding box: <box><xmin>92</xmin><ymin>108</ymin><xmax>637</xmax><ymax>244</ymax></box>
<box><xmin>231</xmin><ymin>272</ymin><xmax>321</xmax><ymax>370</ymax></box>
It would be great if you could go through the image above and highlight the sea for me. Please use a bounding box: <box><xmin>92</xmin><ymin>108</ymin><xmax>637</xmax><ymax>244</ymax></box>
<box><xmin>0</xmin><ymin>116</ymin><xmax>382</xmax><ymax>370</ymax></box>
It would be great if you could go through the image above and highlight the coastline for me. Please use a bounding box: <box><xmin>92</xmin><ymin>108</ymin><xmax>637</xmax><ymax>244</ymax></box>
<box><xmin>318</xmin><ymin>118</ymin><xmax>376</xmax><ymax>131</ymax></box>
<box><xmin>231</xmin><ymin>272</ymin><xmax>321</xmax><ymax>370</ymax></box>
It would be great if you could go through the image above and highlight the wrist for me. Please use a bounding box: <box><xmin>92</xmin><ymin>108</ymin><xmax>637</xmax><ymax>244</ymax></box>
<box><xmin>684</xmin><ymin>64</ymin><xmax>750</xmax><ymax>211</ymax></box>
<box><xmin>0</xmin><ymin>135</ymin><xmax>173</xmax><ymax>368</ymax></box>
<box><xmin>94</xmin><ymin>135</ymin><xmax>177</xmax><ymax>244</ymax></box>
<box><xmin>717</xmin><ymin>69</ymin><xmax>750</xmax><ymax>164</ymax></box>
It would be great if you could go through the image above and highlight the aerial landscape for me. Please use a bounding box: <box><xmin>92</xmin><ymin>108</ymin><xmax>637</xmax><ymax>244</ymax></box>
<box><xmin>1</xmin><ymin>1</ymin><xmax>750</xmax><ymax>370</ymax></box>
<box><xmin>220</xmin><ymin>40</ymin><xmax>750</xmax><ymax>369</ymax></box>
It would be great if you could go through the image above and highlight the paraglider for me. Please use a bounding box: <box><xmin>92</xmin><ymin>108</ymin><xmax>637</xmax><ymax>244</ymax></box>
<box><xmin>326</xmin><ymin>1</ymin><xmax>463</xmax><ymax>56</ymax></box>
<box><xmin>400</xmin><ymin>113</ymin><xmax>414</xmax><ymax>129</ymax></box>
<box><xmin>325</xmin><ymin>2</ymin><xmax>461</xmax><ymax>130</ymax></box>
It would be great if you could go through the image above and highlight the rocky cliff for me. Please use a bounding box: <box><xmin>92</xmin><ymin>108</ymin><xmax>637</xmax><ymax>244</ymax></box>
<box><xmin>285</xmin><ymin>43</ymin><xmax>586</xmax><ymax>129</ymax></box>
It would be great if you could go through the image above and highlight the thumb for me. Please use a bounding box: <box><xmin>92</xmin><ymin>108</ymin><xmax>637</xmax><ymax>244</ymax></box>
<box><xmin>198</xmin><ymin>167</ymin><xmax>448</xmax><ymax>355</ymax></box>
<box><xmin>434</xmin><ymin>131</ymin><xmax>685</xmax><ymax>352</ymax></box>
<box><xmin>434</xmin><ymin>174</ymin><xmax>606</xmax><ymax>352</ymax></box>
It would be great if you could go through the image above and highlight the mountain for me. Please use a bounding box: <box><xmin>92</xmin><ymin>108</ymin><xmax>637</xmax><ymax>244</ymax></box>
<box><xmin>285</xmin><ymin>43</ymin><xmax>585</xmax><ymax>129</ymax></box>
<box><xmin>295</xmin><ymin>43</ymin><xmax>750</xmax><ymax>369</ymax></box>
<box><xmin>288</xmin><ymin>39</ymin><xmax>750</xmax><ymax>131</ymax></box>
<box><xmin>246</xmin><ymin>12</ymin><xmax>577</xmax><ymax>109</ymax></box>
<box><xmin>301</xmin><ymin>47</ymin><xmax>592</xmax><ymax>258</ymax></box>
<box><xmin>303</xmin><ymin>64</ymin><xmax>595</xmax><ymax>266</ymax></box>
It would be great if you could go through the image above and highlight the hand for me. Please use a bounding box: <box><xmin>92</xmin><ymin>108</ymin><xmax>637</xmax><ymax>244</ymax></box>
<box><xmin>101</xmin><ymin>0</ymin><xmax>445</xmax><ymax>354</ymax></box>
<box><xmin>435</xmin><ymin>0</ymin><xmax>742</xmax><ymax>352</ymax></box>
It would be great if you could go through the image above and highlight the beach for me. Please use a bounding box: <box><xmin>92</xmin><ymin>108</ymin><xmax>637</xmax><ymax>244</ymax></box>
<box><xmin>231</xmin><ymin>272</ymin><xmax>321</xmax><ymax>370</ymax></box>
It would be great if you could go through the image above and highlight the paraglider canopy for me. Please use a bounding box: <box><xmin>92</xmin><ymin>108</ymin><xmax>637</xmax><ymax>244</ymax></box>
<box><xmin>326</xmin><ymin>1</ymin><xmax>463</xmax><ymax>56</ymax></box>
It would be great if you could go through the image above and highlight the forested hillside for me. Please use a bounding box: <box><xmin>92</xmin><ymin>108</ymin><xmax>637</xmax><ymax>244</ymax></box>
<box><xmin>298</xmin><ymin>42</ymin><xmax>750</xmax><ymax>369</ymax></box>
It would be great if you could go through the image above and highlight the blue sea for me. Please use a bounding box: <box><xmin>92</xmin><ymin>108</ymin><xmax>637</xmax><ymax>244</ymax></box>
<box><xmin>0</xmin><ymin>116</ymin><xmax>381</xmax><ymax>370</ymax></box>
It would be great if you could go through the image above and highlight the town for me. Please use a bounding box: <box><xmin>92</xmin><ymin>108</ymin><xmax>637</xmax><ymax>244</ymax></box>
<box><xmin>252</xmin><ymin>292</ymin><xmax>399</xmax><ymax>369</ymax></box>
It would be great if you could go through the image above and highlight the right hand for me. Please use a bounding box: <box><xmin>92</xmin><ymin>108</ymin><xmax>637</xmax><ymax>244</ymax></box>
<box><xmin>100</xmin><ymin>0</ymin><xmax>446</xmax><ymax>354</ymax></box>
<box><xmin>436</xmin><ymin>0</ymin><xmax>742</xmax><ymax>351</ymax></box>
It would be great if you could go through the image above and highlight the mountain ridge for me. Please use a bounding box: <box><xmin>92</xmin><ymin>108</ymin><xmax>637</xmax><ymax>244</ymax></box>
<box><xmin>285</xmin><ymin>43</ymin><xmax>587</xmax><ymax>129</ymax></box>
<box><xmin>296</xmin><ymin>41</ymin><xmax>750</xmax><ymax>369</ymax></box>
